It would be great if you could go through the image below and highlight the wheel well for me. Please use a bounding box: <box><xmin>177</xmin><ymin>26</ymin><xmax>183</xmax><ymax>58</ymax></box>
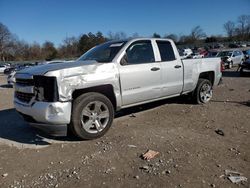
<box><xmin>72</xmin><ymin>85</ymin><xmax>117</xmax><ymax>110</ymax></box>
<box><xmin>199</xmin><ymin>71</ymin><xmax>215</xmax><ymax>85</ymax></box>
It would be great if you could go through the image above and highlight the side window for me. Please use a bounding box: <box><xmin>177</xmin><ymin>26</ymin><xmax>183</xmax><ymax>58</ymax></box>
<box><xmin>233</xmin><ymin>51</ymin><xmax>237</xmax><ymax>56</ymax></box>
<box><xmin>156</xmin><ymin>41</ymin><xmax>176</xmax><ymax>61</ymax></box>
<box><xmin>123</xmin><ymin>41</ymin><xmax>155</xmax><ymax>65</ymax></box>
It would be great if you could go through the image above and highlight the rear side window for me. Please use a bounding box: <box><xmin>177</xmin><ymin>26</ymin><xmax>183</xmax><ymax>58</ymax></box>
<box><xmin>156</xmin><ymin>41</ymin><xmax>176</xmax><ymax>61</ymax></box>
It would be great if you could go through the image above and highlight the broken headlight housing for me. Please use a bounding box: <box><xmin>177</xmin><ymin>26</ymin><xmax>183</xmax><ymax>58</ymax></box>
<box><xmin>33</xmin><ymin>75</ymin><xmax>59</xmax><ymax>102</ymax></box>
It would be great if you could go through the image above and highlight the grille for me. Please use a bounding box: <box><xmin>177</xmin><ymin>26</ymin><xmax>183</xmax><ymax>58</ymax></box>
<box><xmin>15</xmin><ymin>91</ymin><xmax>34</xmax><ymax>103</ymax></box>
<box><xmin>16</xmin><ymin>78</ymin><xmax>34</xmax><ymax>86</ymax></box>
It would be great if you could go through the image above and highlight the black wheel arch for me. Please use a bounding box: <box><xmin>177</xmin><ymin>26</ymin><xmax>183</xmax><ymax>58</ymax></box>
<box><xmin>198</xmin><ymin>71</ymin><xmax>215</xmax><ymax>86</ymax></box>
<box><xmin>72</xmin><ymin>84</ymin><xmax>117</xmax><ymax>111</ymax></box>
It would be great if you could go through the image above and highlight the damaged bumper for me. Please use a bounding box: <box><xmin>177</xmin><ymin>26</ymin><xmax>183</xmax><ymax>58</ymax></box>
<box><xmin>14</xmin><ymin>100</ymin><xmax>71</xmax><ymax>136</ymax></box>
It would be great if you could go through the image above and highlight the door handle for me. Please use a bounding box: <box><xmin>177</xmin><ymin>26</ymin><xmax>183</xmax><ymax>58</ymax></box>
<box><xmin>174</xmin><ymin>65</ymin><xmax>182</xmax><ymax>68</ymax></box>
<box><xmin>151</xmin><ymin>67</ymin><xmax>160</xmax><ymax>71</ymax></box>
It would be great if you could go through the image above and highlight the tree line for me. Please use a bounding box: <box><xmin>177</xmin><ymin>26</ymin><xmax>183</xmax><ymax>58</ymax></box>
<box><xmin>0</xmin><ymin>14</ymin><xmax>249</xmax><ymax>62</ymax></box>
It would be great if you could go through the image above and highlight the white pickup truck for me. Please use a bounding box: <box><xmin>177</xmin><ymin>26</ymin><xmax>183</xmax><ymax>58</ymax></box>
<box><xmin>14</xmin><ymin>38</ymin><xmax>222</xmax><ymax>139</ymax></box>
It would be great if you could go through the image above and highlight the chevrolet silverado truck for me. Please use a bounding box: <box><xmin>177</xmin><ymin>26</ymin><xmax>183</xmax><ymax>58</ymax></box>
<box><xmin>14</xmin><ymin>38</ymin><xmax>222</xmax><ymax>139</ymax></box>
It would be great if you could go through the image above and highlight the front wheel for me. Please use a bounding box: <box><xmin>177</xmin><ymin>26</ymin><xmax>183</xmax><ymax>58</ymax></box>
<box><xmin>69</xmin><ymin>92</ymin><xmax>114</xmax><ymax>140</ymax></box>
<box><xmin>192</xmin><ymin>79</ymin><xmax>213</xmax><ymax>104</ymax></box>
<box><xmin>228</xmin><ymin>61</ymin><xmax>233</xmax><ymax>69</ymax></box>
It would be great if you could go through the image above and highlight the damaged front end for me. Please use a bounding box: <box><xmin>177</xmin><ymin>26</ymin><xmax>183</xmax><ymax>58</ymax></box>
<box><xmin>14</xmin><ymin>73</ymin><xmax>71</xmax><ymax>136</ymax></box>
<box><xmin>13</xmin><ymin>60</ymin><xmax>121</xmax><ymax>136</ymax></box>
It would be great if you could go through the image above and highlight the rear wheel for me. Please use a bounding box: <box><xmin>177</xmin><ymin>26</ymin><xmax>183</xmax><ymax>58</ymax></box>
<box><xmin>69</xmin><ymin>92</ymin><xmax>114</xmax><ymax>140</ymax></box>
<box><xmin>192</xmin><ymin>79</ymin><xmax>213</xmax><ymax>104</ymax></box>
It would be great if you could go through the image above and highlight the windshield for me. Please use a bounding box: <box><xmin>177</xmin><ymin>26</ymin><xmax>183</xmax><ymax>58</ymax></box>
<box><xmin>216</xmin><ymin>51</ymin><xmax>232</xmax><ymax>57</ymax></box>
<box><xmin>78</xmin><ymin>41</ymin><xmax>127</xmax><ymax>62</ymax></box>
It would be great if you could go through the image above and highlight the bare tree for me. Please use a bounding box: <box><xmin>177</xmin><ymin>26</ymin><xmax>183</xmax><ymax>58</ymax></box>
<box><xmin>190</xmin><ymin>26</ymin><xmax>206</xmax><ymax>41</ymax></box>
<box><xmin>42</xmin><ymin>41</ymin><xmax>57</xmax><ymax>60</ymax></box>
<box><xmin>129</xmin><ymin>32</ymin><xmax>140</xmax><ymax>39</ymax></box>
<box><xmin>107</xmin><ymin>31</ymin><xmax>127</xmax><ymax>40</ymax></box>
<box><xmin>59</xmin><ymin>36</ymin><xmax>79</xmax><ymax>58</ymax></box>
<box><xmin>29</xmin><ymin>42</ymin><xmax>41</xmax><ymax>60</ymax></box>
<box><xmin>152</xmin><ymin>33</ymin><xmax>161</xmax><ymax>38</ymax></box>
<box><xmin>0</xmin><ymin>23</ymin><xmax>13</xmax><ymax>61</ymax></box>
<box><xmin>237</xmin><ymin>15</ymin><xmax>250</xmax><ymax>38</ymax></box>
<box><xmin>164</xmin><ymin>33</ymin><xmax>178</xmax><ymax>42</ymax></box>
<box><xmin>223</xmin><ymin>21</ymin><xmax>235</xmax><ymax>38</ymax></box>
<box><xmin>132</xmin><ymin>32</ymin><xmax>139</xmax><ymax>38</ymax></box>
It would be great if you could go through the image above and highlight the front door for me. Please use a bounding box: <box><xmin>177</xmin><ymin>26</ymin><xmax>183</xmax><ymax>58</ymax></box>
<box><xmin>119</xmin><ymin>40</ymin><xmax>162</xmax><ymax>106</ymax></box>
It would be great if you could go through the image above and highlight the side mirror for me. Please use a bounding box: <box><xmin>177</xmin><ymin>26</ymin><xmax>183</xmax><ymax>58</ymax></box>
<box><xmin>232</xmin><ymin>54</ymin><xmax>235</xmax><ymax>57</ymax></box>
<box><xmin>120</xmin><ymin>53</ymin><xmax>129</xmax><ymax>65</ymax></box>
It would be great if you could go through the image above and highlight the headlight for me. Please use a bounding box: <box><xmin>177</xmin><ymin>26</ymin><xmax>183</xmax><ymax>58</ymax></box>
<box><xmin>34</xmin><ymin>75</ymin><xmax>59</xmax><ymax>102</ymax></box>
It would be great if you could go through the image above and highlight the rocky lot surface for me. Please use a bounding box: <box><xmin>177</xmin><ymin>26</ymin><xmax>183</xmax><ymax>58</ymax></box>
<box><xmin>0</xmin><ymin>68</ymin><xmax>249</xmax><ymax>188</ymax></box>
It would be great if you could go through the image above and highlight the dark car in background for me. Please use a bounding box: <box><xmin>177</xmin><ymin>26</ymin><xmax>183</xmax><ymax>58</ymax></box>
<box><xmin>239</xmin><ymin>59</ymin><xmax>250</xmax><ymax>75</ymax></box>
<box><xmin>242</xmin><ymin>50</ymin><xmax>250</xmax><ymax>60</ymax></box>
<box><xmin>4</xmin><ymin>63</ymin><xmax>37</xmax><ymax>75</ymax></box>
<box><xmin>4</xmin><ymin>66</ymin><xmax>16</xmax><ymax>74</ymax></box>
<box><xmin>207</xmin><ymin>50</ymin><xmax>219</xmax><ymax>57</ymax></box>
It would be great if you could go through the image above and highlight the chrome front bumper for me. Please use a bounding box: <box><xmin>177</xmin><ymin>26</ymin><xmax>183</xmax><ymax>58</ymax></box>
<box><xmin>14</xmin><ymin>100</ymin><xmax>72</xmax><ymax>136</ymax></box>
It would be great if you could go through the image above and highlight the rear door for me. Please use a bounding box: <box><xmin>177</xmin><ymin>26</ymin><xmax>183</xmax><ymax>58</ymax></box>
<box><xmin>156</xmin><ymin>40</ymin><xmax>183</xmax><ymax>96</ymax></box>
<box><xmin>119</xmin><ymin>40</ymin><xmax>162</xmax><ymax>106</ymax></box>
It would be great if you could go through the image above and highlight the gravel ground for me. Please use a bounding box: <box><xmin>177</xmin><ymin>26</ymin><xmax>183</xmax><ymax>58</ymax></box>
<box><xmin>0</xmin><ymin>68</ymin><xmax>249</xmax><ymax>188</ymax></box>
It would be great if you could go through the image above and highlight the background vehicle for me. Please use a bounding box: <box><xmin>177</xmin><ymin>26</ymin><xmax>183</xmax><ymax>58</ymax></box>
<box><xmin>242</xmin><ymin>49</ymin><xmax>250</xmax><ymax>60</ymax></box>
<box><xmin>7</xmin><ymin>71</ymin><xmax>16</xmax><ymax>85</ymax></box>
<box><xmin>14</xmin><ymin>38</ymin><xmax>222</xmax><ymax>140</ymax></box>
<box><xmin>0</xmin><ymin>65</ymin><xmax>8</xmax><ymax>73</ymax></box>
<box><xmin>181</xmin><ymin>48</ymin><xmax>193</xmax><ymax>58</ymax></box>
<box><xmin>207</xmin><ymin>50</ymin><xmax>219</xmax><ymax>57</ymax></box>
<box><xmin>4</xmin><ymin>66</ymin><xmax>16</xmax><ymax>75</ymax></box>
<box><xmin>191</xmin><ymin>52</ymin><xmax>204</xmax><ymax>59</ymax></box>
<box><xmin>5</xmin><ymin>61</ymin><xmax>65</xmax><ymax>85</ymax></box>
<box><xmin>216</xmin><ymin>50</ymin><xmax>244</xmax><ymax>69</ymax></box>
<box><xmin>4</xmin><ymin>64</ymin><xmax>27</xmax><ymax>75</ymax></box>
<box><xmin>239</xmin><ymin>59</ymin><xmax>250</xmax><ymax>75</ymax></box>
<box><xmin>228</xmin><ymin>43</ymin><xmax>240</xmax><ymax>48</ymax></box>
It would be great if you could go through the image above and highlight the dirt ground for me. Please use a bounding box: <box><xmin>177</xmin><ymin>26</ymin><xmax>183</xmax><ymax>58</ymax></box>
<box><xmin>0</xmin><ymin>68</ymin><xmax>249</xmax><ymax>188</ymax></box>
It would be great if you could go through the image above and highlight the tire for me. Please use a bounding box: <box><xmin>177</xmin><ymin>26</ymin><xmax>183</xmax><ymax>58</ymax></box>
<box><xmin>228</xmin><ymin>61</ymin><xmax>233</xmax><ymax>69</ymax></box>
<box><xmin>239</xmin><ymin>68</ymin><xmax>244</xmax><ymax>76</ymax></box>
<box><xmin>192</xmin><ymin>79</ymin><xmax>213</xmax><ymax>104</ymax></box>
<box><xmin>69</xmin><ymin>92</ymin><xmax>114</xmax><ymax>140</ymax></box>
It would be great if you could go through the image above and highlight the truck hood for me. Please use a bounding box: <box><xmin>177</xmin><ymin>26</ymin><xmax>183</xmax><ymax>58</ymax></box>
<box><xmin>17</xmin><ymin>60</ymin><xmax>99</xmax><ymax>76</ymax></box>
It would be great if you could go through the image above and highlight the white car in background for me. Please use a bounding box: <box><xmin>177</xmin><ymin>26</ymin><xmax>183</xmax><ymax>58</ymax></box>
<box><xmin>183</xmin><ymin>48</ymin><xmax>193</xmax><ymax>58</ymax></box>
<box><xmin>216</xmin><ymin>50</ymin><xmax>245</xmax><ymax>69</ymax></box>
<box><xmin>192</xmin><ymin>53</ymin><xmax>204</xmax><ymax>59</ymax></box>
<box><xmin>0</xmin><ymin>65</ymin><xmax>7</xmax><ymax>73</ymax></box>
